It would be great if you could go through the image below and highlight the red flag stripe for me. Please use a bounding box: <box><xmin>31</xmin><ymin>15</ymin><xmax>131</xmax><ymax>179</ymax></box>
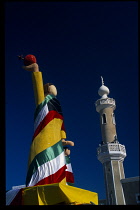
<box><xmin>34</xmin><ymin>165</ymin><xmax>67</xmax><ymax>186</ymax></box>
<box><xmin>32</xmin><ymin>110</ymin><xmax>64</xmax><ymax>141</ymax></box>
<box><xmin>66</xmin><ymin>171</ymin><xmax>74</xmax><ymax>184</ymax></box>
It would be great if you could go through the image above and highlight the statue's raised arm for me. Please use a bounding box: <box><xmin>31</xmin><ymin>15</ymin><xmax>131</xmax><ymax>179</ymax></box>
<box><xmin>20</xmin><ymin>54</ymin><xmax>44</xmax><ymax>106</ymax></box>
<box><xmin>20</xmin><ymin>54</ymin><xmax>58</xmax><ymax>106</ymax></box>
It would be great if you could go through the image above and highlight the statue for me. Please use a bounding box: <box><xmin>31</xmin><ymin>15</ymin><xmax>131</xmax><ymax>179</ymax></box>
<box><xmin>6</xmin><ymin>55</ymin><xmax>98</xmax><ymax>205</ymax></box>
<box><xmin>19</xmin><ymin>54</ymin><xmax>74</xmax><ymax>187</ymax></box>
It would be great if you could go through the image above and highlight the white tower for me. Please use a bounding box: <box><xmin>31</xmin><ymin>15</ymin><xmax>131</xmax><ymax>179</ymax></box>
<box><xmin>95</xmin><ymin>77</ymin><xmax>126</xmax><ymax>205</ymax></box>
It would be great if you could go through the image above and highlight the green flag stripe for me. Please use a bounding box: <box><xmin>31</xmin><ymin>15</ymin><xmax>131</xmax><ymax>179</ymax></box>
<box><xmin>65</xmin><ymin>155</ymin><xmax>71</xmax><ymax>164</ymax></box>
<box><xmin>34</xmin><ymin>94</ymin><xmax>56</xmax><ymax>121</ymax></box>
<box><xmin>26</xmin><ymin>140</ymin><xmax>64</xmax><ymax>185</ymax></box>
<box><xmin>67</xmin><ymin>182</ymin><xmax>74</xmax><ymax>186</ymax></box>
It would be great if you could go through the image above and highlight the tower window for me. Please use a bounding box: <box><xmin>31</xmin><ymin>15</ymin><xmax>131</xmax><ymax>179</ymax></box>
<box><xmin>112</xmin><ymin>113</ymin><xmax>116</xmax><ymax>125</ymax></box>
<box><xmin>102</xmin><ymin>114</ymin><xmax>107</xmax><ymax>124</ymax></box>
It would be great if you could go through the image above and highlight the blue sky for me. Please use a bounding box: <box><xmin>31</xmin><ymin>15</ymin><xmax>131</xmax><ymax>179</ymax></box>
<box><xmin>5</xmin><ymin>1</ymin><xmax>138</xmax><ymax>199</ymax></box>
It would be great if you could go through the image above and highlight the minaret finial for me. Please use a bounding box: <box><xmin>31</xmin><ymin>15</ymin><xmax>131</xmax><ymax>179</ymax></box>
<box><xmin>101</xmin><ymin>76</ymin><xmax>104</xmax><ymax>86</ymax></box>
<box><xmin>98</xmin><ymin>76</ymin><xmax>110</xmax><ymax>98</ymax></box>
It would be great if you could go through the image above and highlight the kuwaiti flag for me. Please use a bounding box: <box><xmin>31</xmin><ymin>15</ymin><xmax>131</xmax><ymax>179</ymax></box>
<box><xmin>26</xmin><ymin>94</ymin><xmax>67</xmax><ymax>187</ymax></box>
<box><xmin>65</xmin><ymin>155</ymin><xmax>74</xmax><ymax>186</ymax></box>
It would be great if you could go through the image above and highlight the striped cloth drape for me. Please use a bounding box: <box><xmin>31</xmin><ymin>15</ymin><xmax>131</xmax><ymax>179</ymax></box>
<box><xmin>65</xmin><ymin>156</ymin><xmax>74</xmax><ymax>186</ymax></box>
<box><xmin>26</xmin><ymin>94</ymin><xmax>67</xmax><ymax>187</ymax></box>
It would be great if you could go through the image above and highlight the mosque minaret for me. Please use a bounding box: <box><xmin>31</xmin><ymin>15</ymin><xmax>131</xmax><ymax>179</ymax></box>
<box><xmin>95</xmin><ymin>77</ymin><xmax>126</xmax><ymax>205</ymax></box>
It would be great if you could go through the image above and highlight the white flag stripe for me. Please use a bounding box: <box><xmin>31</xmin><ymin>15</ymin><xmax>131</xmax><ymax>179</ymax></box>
<box><xmin>34</xmin><ymin>103</ymin><xmax>49</xmax><ymax>131</ymax></box>
<box><xmin>27</xmin><ymin>152</ymin><xmax>66</xmax><ymax>187</ymax></box>
<box><xmin>66</xmin><ymin>163</ymin><xmax>73</xmax><ymax>173</ymax></box>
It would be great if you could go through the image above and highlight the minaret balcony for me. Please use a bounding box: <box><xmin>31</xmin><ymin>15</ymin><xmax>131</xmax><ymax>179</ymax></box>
<box><xmin>95</xmin><ymin>98</ymin><xmax>116</xmax><ymax>112</ymax></box>
<box><xmin>97</xmin><ymin>143</ymin><xmax>126</xmax><ymax>163</ymax></box>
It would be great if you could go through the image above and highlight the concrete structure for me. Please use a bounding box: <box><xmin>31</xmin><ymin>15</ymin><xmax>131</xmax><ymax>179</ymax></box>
<box><xmin>98</xmin><ymin>176</ymin><xmax>140</xmax><ymax>205</ymax></box>
<box><xmin>95</xmin><ymin>77</ymin><xmax>126</xmax><ymax>205</ymax></box>
<box><xmin>98</xmin><ymin>199</ymin><xmax>107</xmax><ymax>205</ymax></box>
<box><xmin>121</xmin><ymin>177</ymin><xmax>140</xmax><ymax>205</ymax></box>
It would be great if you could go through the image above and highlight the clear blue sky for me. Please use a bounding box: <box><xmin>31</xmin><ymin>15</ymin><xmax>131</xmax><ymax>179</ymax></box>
<box><xmin>5</xmin><ymin>1</ymin><xmax>138</xmax><ymax>199</ymax></box>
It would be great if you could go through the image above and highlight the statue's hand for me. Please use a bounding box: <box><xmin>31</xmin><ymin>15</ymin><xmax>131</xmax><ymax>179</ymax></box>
<box><xmin>62</xmin><ymin>139</ymin><xmax>74</xmax><ymax>146</ymax></box>
<box><xmin>64</xmin><ymin>148</ymin><xmax>70</xmax><ymax>156</ymax></box>
<box><xmin>22</xmin><ymin>63</ymin><xmax>39</xmax><ymax>72</ymax></box>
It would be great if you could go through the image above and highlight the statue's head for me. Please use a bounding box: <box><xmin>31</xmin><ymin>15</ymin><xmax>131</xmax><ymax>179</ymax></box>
<box><xmin>44</xmin><ymin>83</ymin><xmax>57</xmax><ymax>97</ymax></box>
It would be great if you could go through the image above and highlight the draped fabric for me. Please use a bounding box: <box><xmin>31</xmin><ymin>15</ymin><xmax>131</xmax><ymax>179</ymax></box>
<box><xmin>65</xmin><ymin>156</ymin><xmax>74</xmax><ymax>186</ymax></box>
<box><xmin>26</xmin><ymin>94</ymin><xmax>67</xmax><ymax>187</ymax></box>
<box><xmin>6</xmin><ymin>183</ymin><xmax>98</xmax><ymax>205</ymax></box>
<box><xmin>6</xmin><ymin>188</ymin><xmax>23</xmax><ymax>205</ymax></box>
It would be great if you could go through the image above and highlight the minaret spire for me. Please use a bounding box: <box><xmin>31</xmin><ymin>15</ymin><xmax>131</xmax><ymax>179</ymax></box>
<box><xmin>101</xmin><ymin>76</ymin><xmax>104</xmax><ymax>86</ymax></box>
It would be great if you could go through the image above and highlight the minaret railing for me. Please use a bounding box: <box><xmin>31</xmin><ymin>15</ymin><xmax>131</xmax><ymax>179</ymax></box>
<box><xmin>95</xmin><ymin>98</ymin><xmax>116</xmax><ymax>107</ymax></box>
<box><xmin>97</xmin><ymin>143</ymin><xmax>126</xmax><ymax>156</ymax></box>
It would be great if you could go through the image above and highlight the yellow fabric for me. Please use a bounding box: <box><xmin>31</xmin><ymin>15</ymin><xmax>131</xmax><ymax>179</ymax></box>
<box><xmin>61</xmin><ymin>130</ymin><xmax>66</xmax><ymax>139</ymax></box>
<box><xmin>59</xmin><ymin>183</ymin><xmax>98</xmax><ymax>205</ymax></box>
<box><xmin>60</xmin><ymin>177</ymin><xmax>66</xmax><ymax>185</ymax></box>
<box><xmin>23</xmin><ymin>186</ymin><xmax>39</xmax><ymax>205</ymax></box>
<box><xmin>23</xmin><ymin>183</ymin><xmax>63</xmax><ymax>205</ymax></box>
<box><xmin>28</xmin><ymin>118</ymin><xmax>63</xmax><ymax>166</ymax></box>
<box><xmin>32</xmin><ymin>72</ymin><xmax>45</xmax><ymax>106</ymax></box>
<box><xmin>22</xmin><ymin>183</ymin><xmax>98</xmax><ymax>205</ymax></box>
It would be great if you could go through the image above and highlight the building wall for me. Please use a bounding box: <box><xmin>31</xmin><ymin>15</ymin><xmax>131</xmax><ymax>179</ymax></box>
<box><xmin>99</xmin><ymin>108</ymin><xmax>117</xmax><ymax>143</ymax></box>
<box><xmin>112</xmin><ymin>161</ymin><xmax>125</xmax><ymax>205</ymax></box>
<box><xmin>98</xmin><ymin>199</ymin><xmax>106</xmax><ymax>205</ymax></box>
<box><xmin>121</xmin><ymin>177</ymin><xmax>140</xmax><ymax>205</ymax></box>
<box><xmin>119</xmin><ymin>161</ymin><xmax>125</xmax><ymax>179</ymax></box>
<box><xmin>103</xmin><ymin>161</ymin><xmax>116</xmax><ymax>205</ymax></box>
<box><xmin>103</xmin><ymin>160</ymin><xmax>125</xmax><ymax>205</ymax></box>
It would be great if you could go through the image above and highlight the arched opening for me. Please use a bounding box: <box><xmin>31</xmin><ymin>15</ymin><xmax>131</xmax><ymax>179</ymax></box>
<box><xmin>102</xmin><ymin>113</ymin><xmax>107</xmax><ymax>124</ymax></box>
<box><xmin>112</xmin><ymin>113</ymin><xmax>116</xmax><ymax>125</ymax></box>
